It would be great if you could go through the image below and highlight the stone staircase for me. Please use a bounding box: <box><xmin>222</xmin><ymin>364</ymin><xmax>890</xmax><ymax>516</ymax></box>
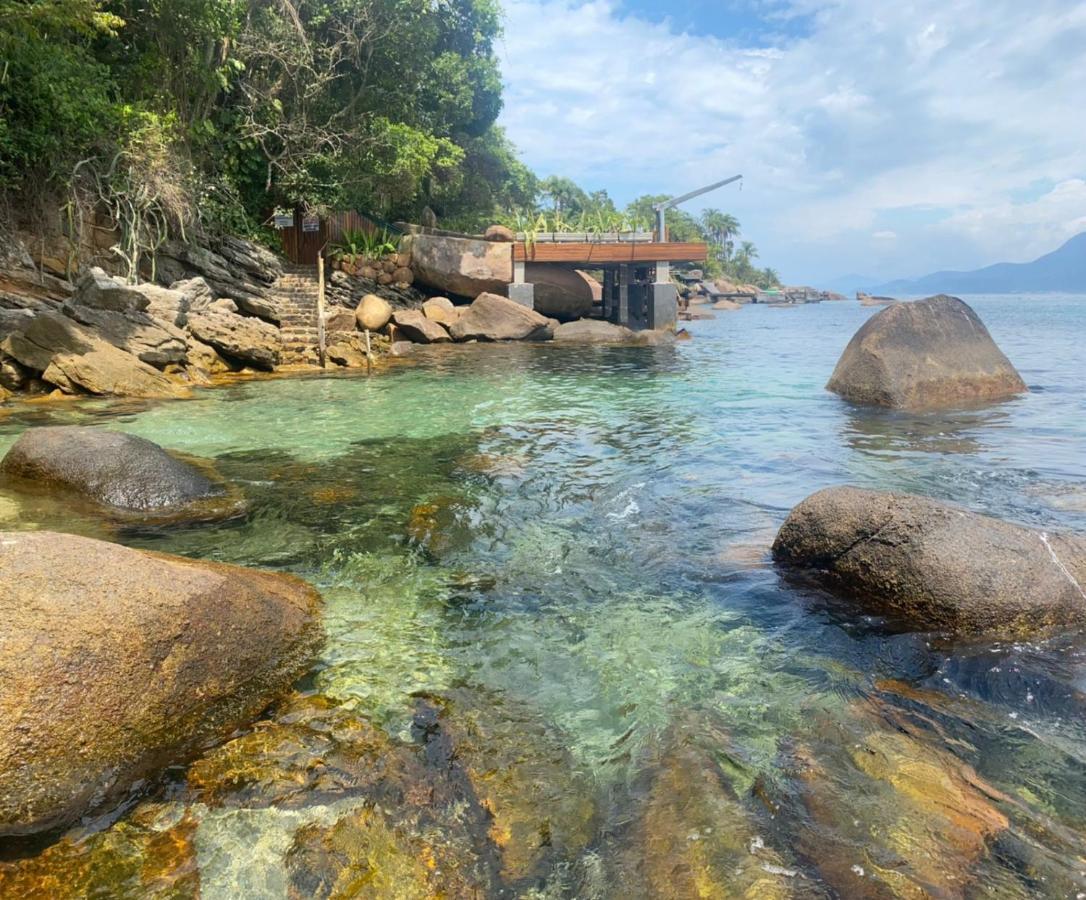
<box><xmin>272</xmin><ymin>264</ymin><xmax>322</xmax><ymax>366</ymax></box>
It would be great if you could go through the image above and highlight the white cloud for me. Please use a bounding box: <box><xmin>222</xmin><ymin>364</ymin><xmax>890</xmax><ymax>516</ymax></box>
<box><xmin>497</xmin><ymin>0</ymin><xmax>1086</xmax><ymax>282</ymax></box>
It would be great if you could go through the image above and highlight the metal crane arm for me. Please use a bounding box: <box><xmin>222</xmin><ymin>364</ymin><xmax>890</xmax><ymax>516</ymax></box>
<box><xmin>653</xmin><ymin>174</ymin><xmax>743</xmax><ymax>241</ymax></box>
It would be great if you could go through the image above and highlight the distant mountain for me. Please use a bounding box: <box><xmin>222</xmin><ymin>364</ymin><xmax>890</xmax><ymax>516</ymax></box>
<box><xmin>865</xmin><ymin>232</ymin><xmax>1086</xmax><ymax>295</ymax></box>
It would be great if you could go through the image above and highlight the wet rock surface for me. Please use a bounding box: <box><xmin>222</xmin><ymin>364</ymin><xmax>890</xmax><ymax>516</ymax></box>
<box><xmin>0</xmin><ymin>531</ymin><xmax>322</xmax><ymax>837</ymax></box>
<box><xmin>772</xmin><ymin>485</ymin><xmax>1086</xmax><ymax>637</ymax></box>
<box><xmin>827</xmin><ymin>294</ymin><xmax>1027</xmax><ymax>409</ymax></box>
<box><xmin>0</xmin><ymin>426</ymin><xmax>235</xmax><ymax>517</ymax></box>
<box><xmin>552</xmin><ymin>319</ymin><xmax>635</xmax><ymax>343</ymax></box>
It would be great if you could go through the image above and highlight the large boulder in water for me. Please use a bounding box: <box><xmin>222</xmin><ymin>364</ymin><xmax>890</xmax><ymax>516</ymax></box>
<box><xmin>449</xmin><ymin>292</ymin><xmax>553</xmax><ymax>342</ymax></box>
<box><xmin>526</xmin><ymin>265</ymin><xmax>600</xmax><ymax>321</ymax></box>
<box><xmin>552</xmin><ymin>319</ymin><xmax>634</xmax><ymax>343</ymax></box>
<box><xmin>407</xmin><ymin>233</ymin><xmax>512</xmax><ymax>297</ymax></box>
<box><xmin>772</xmin><ymin>486</ymin><xmax>1086</xmax><ymax>637</ymax></box>
<box><xmin>0</xmin><ymin>426</ymin><xmax>238</xmax><ymax>520</ymax></box>
<box><xmin>827</xmin><ymin>294</ymin><xmax>1026</xmax><ymax>409</ymax></box>
<box><xmin>0</xmin><ymin>530</ymin><xmax>321</xmax><ymax>836</ymax></box>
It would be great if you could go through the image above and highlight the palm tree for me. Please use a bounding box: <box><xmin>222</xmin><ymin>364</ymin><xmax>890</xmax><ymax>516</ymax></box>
<box><xmin>700</xmin><ymin>209</ymin><xmax>741</xmax><ymax>259</ymax></box>
<box><xmin>739</xmin><ymin>240</ymin><xmax>758</xmax><ymax>261</ymax></box>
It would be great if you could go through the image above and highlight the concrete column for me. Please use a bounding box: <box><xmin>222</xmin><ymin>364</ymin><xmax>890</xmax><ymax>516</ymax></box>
<box><xmin>618</xmin><ymin>264</ymin><xmax>630</xmax><ymax>326</ymax></box>
<box><xmin>647</xmin><ymin>260</ymin><xmax>678</xmax><ymax>330</ymax></box>
<box><xmin>508</xmin><ymin>259</ymin><xmax>535</xmax><ymax>308</ymax></box>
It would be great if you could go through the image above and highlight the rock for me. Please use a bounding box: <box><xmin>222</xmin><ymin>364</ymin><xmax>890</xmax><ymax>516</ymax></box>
<box><xmin>449</xmin><ymin>292</ymin><xmax>553</xmax><ymax>342</ymax></box>
<box><xmin>620</xmin><ymin>716</ymin><xmax>793</xmax><ymax>898</ymax></box>
<box><xmin>406</xmin><ymin>233</ymin><xmax>512</xmax><ymax>297</ymax></box>
<box><xmin>355</xmin><ymin>294</ymin><xmax>392</xmax><ymax>332</ymax></box>
<box><xmin>827</xmin><ymin>295</ymin><xmax>1027</xmax><ymax>409</ymax></box>
<box><xmin>42</xmin><ymin>348</ymin><xmax>189</xmax><ymax>399</ymax></box>
<box><xmin>169</xmin><ymin>276</ymin><xmax>214</xmax><ymax>311</ymax></box>
<box><xmin>129</xmin><ymin>282</ymin><xmax>191</xmax><ymax>328</ymax></box>
<box><xmin>187</xmin><ymin>308</ymin><xmax>280</xmax><ymax>370</ymax></box>
<box><xmin>233</xmin><ymin>292</ymin><xmax>280</xmax><ymax>324</ymax></box>
<box><xmin>326</xmin><ymin>336</ymin><xmax>369</xmax><ymax>368</ymax></box>
<box><xmin>0</xmin><ymin>308</ymin><xmax>34</xmax><ymax>341</ymax></box>
<box><xmin>73</xmin><ymin>267</ymin><xmax>149</xmax><ymax>313</ymax></box>
<box><xmin>0</xmin><ymin>355</ymin><xmax>28</xmax><ymax>391</ymax></box>
<box><xmin>552</xmin><ymin>319</ymin><xmax>634</xmax><ymax>343</ymax></box>
<box><xmin>484</xmin><ymin>224</ymin><xmax>516</xmax><ymax>242</ymax></box>
<box><xmin>389</xmin><ymin>341</ymin><xmax>415</xmax><ymax>357</ymax></box>
<box><xmin>186</xmin><ymin>693</ymin><xmax>414</xmax><ymax>810</ymax></box>
<box><xmin>210</xmin><ymin>297</ymin><xmax>238</xmax><ymax>313</ymax></box>
<box><xmin>526</xmin><ymin>266</ymin><xmax>601</xmax><ymax>321</ymax></box>
<box><xmin>0</xmin><ymin>426</ymin><xmax>239</xmax><ymax>518</ymax></box>
<box><xmin>406</xmin><ymin>496</ymin><xmax>478</xmax><ymax>557</ymax></box>
<box><xmin>62</xmin><ymin>301</ymin><xmax>188</xmax><ymax>367</ymax></box>
<box><xmin>0</xmin><ymin>530</ymin><xmax>321</xmax><ymax>836</ymax></box>
<box><xmin>185</xmin><ymin>339</ymin><xmax>238</xmax><ymax>378</ymax></box>
<box><xmin>0</xmin><ymin>385</ymin><xmax>9</xmax><ymax>403</ymax></box>
<box><xmin>323</xmin><ymin>307</ymin><xmax>356</xmax><ymax>333</ymax></box>
<box><xmin>772</xmin><ymin>485</ymin><xmax>1086</xmax><ymax>637</ymax></box>
<box><xmin>0</xmin><ymin>804</ymin><xmax>200</xmax><ymax>898</ymax></box>
<box><xmin>422</xmin><ymin>296</ymin><xmax>459</xmax><ymax>327</ymax></box>
<box><xmin>1</xmin><ymin>309</ymin><xmax>101</xmax><ymax>373</ymax></box>
<box><xmin>391</xmin><ymin>266</ymin><xmax>414</xmax><ymax>286</ymax></box>
<box><xmin>413</xmin><ymin>688</ymin><xmax>597</xmax><ymax>884</ymax></box>
<box><xmin>633</xmin><ymin>329</ymin><xmax>678</xmax><ymax>346</ymax></box>
<box><xmin>712</xmin><ymin>299</ymin><xmax>743</xmax><ymax>310</ymax></box>
<box><xmin>390</xmin><ymin>309</ymin><xmax>450</xmax><ymax>344</ymax></box>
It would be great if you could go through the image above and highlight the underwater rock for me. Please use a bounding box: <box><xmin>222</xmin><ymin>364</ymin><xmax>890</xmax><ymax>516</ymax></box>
<box><xmin>0</xmin><ymin>531</ymin><xmax>322</xmax><ymax>836</ymax></box>
<box><xmin>285</xmin><ymin>802</ymin><xmax>494</xmax><ymax>900</ymax></box>
<box><xmin>0</xmin><ymin>804</ymin><xmax>200</xmax><ymax>899</ymax></box>
<box><xmin>617</xmin><ymin>716</ymin><xmax>795</xmax><ymax>899</ymax></box>
<box><xmin>826</xmin><ymin>294</ymin><xmax>1026</xmax><ymax>409</ymax></box>
<box><xmin>552</xmin><ymin>319</ymin><xmax>635</xmax><ymax>343</ymax></box>
<box><xmin>406</xmin><ymin>496</ymin><xmax>479</xmax><ymax>558</ymax></box>
<box><xmin>772</xmin><ymin>485</ymin><xmax>1086</xmax><ymax>637</ymax></box>
<box><xmin>0</xmin><ymin>426</ymin><xmax>242</xmax><ymax>521</ymax></box>
<box><xmin>449</xmin><ymin>293</ymin><xmax>553</xmax><ymax>342</ymax></box>
<box><xmin>186</xmin><ymin>693</ymin><xmax>424</xmax><ymax>811</ymax></box>
<box><xmin>785</xmin><ymin>699</ymin><xmax>1009</xmax><ymax>898</ymax></box>
<box><xmin>416</xmin><ymin>687</ymin><xmax>598</xmax><ymax>885</ymax></box>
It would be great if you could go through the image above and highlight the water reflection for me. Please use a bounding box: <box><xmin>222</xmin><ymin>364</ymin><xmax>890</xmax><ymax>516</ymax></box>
<box><xmin>841</xmin><ymin>402</ymin><xmax>1011</xmax><ymax>457</ymax></box>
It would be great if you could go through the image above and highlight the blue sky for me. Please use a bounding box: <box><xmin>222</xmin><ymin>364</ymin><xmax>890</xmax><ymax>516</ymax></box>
<box><xmin>496</xmin><ymin>0</ymin><xmax>1086</xmax><ymax>285</ymax></box>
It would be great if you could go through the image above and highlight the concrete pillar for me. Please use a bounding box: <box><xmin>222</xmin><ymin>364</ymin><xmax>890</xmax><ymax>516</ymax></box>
<box><xmin>647</xmin><ymin>261</ymin><xmax>678</xmax><ymax>330</ymax></box>
<box><xmin>508</xmin><ymin>259</ymin><xmax>535</xmax><ymax>308</ymax></box>
<box><xmin>618</xmin><ymin>264</ymin><xmax>630</xmax><ymax>326</ymax></box>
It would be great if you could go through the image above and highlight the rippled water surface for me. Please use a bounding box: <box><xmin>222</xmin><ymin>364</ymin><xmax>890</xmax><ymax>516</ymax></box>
<box><xmin>1</xmin><ymin>295</ymin><xmax>1085</xmax><ymax>898</ymax></box>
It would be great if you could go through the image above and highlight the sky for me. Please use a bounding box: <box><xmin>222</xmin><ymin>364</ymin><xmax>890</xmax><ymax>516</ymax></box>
<box><xmin>496</xmin><ymin>0</ymin><xmax>1086</xmax><ymax>285</ymax></box>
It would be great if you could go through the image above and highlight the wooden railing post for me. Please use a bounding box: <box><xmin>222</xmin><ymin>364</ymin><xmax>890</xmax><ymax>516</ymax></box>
<box><xmin>317</xmin><ymin>252</ymin><xmax>327</xmax><ymax>369</ymax></box>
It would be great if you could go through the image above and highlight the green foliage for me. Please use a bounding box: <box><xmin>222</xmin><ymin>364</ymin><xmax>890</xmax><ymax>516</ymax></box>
<box><xmin>330</xmin><ymin>227</ymin><xmax>398</xmax><ymax>262</ymax></box>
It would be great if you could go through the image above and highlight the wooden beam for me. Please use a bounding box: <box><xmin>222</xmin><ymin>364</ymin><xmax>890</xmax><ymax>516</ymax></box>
<box><xmin>513</xmin><ymin>242</ymin><xmax>708</xmax><ymax>264</ymax></box>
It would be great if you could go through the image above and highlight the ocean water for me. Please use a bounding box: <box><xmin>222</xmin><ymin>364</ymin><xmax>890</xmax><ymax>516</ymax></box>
<box><xmin>1</xmin><ymin>294</ymin><xmax>1084</xmax><ymax>897</ymax></box>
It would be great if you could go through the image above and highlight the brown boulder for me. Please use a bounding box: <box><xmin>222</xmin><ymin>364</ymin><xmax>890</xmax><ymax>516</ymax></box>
<box><xmin>390</xmin><ymin>309</ymin><xmax>451</xmax><ymax>344</ymax></box>
<box><xmin>484</xmin><ymin>224</ymin><xmax>516</xmax><ymax>242</ymax></box>
<box><xmin>827</xmin><ymin>295</ymin><xmax>1027</xmax><ymax>409</ymax></box>
<box><xmin>43</xmin><ymin>347</ymin><xmax>189</xmax><ymax>399</ymax></box>
<box><xmin>0</xmin><ymin>531</ymin><xmax>322</xmax><ymax>836</ymax></box>
<box><xmin>72</xmin><ymin>267</ymin><xmax>150</xmax><ymax>314</ymax></box>
<box><xmin>406</xmin><ymin>233</ymin><xmax>512</xmax><ymax>297</ymax></box>
<box><xmin>772</xmin><ymin>486</ymin><xmax>1086</xmax><ymax>637</ymax></box>
<box><xmin>526</xmin><ymin>265</ymin><xmax>600</xmax><ymax>321</ymax></box>
<box><xmin>62</xmin><ymin>301</ymin><xmax>188</xmax><ymax>368</ymax></box>
<box><xmin>187</xmin><ymin>308</ymin><xmax>280</xmax><ymax>370</ymax></box>
<box><xmin>449</xmin><ymin>292</ymin><xmax>553</xmax><ymax>342</ymax></box>
<box><xmin>354</xmin><ymin>293</ymin><xmax>392</xmax><ymax>332</ymax></box>
<box><xmin>552</xmin><ymin>319</ymin><xmax>634</xmax><ymax>343</ymax></box>
<box><xmin>422</xmin><ymin>296</ymin><xmax>459</xmax><ymax>327</ymax></box>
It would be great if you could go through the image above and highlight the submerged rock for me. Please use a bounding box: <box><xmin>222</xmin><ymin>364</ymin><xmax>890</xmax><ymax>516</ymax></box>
<box><xmin>406</xmin><ymin>496</ymin><xmax>478</xmax><ymax>558</ymax></box>
<box><xmin>772</xmin><ymin>485</ymin><xmax>1086</xmax><ymax>637</ymax></box>
<box><xmin>449</xmin><ymin>292</ymin><xmax>553</xmax><ymax>342</ymax></box>
<box><xmin>415</xmin><ymin>687</ymin><xmax>598</xmax><ymax>884</ymax></box>
<box><xmin>827</xmin><ymin>294</ymin><xmax>1026</xmax><ymax>409</ymax></box>
<box><xmin>785</xmin><ymin>699</ymin><xmax>1009</xmax><ymax>898</ymax></box>
<box><xmin>0</xmin><ymin>531</ymin><xmax>322</xmax><ymax>836</ymax></box>
<box><xmin>552</xmin><ymin>319</ymin><xmax>635</xmax><ymax>343</ymax></box>
<box><xmin>0</xmin><ymin>804</ymin><xmax>200</xmax><ymax>899</ymax></box>
<box><xmin>0</xmin><ymin>426</ymin><xmax>240</xmax><ymax>520</ymax></box>
<box><xmin>618</xmin><ymin>717</ymin><xmax>794</xmax><ymax>898</ymax></box>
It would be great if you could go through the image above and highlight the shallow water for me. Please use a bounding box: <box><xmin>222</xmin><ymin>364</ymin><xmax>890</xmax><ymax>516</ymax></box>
<box><xmin>2</xmin><ymin>295</ymin><xmax>1085</xmax><ymax>897</ymax></box>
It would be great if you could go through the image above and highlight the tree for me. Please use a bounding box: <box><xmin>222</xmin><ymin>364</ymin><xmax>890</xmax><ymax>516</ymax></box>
<box><xmin>700</xmin><ymin>209</ymin><xmax>740</xmax><ymax>259</ymax></box>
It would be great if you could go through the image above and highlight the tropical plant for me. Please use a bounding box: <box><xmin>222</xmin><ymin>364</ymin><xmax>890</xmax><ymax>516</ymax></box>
<box><xmin>331</xmin><ymin>227</ymin><xmax>398</xmax><ymax>263</ymax></box>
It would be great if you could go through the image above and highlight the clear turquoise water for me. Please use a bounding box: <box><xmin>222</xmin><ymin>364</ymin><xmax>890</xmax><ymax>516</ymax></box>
<box><xmin>1</xmin><ymin>294</ymin><xmax>1084</xmax><ymax>896</ymax></box>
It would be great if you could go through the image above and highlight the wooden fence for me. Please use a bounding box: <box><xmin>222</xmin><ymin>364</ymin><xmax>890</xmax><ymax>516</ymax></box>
<box><xmin>279</xmin><ymin>210</ymin><xmax>388</xmax><ymax>265</ymax></box>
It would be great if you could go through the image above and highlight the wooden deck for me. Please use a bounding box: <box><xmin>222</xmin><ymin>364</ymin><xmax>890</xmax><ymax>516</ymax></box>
<box><xmin>513</xmin><ymin>241</ymin><xmax>707</xmax><ymax>265</ymax></box>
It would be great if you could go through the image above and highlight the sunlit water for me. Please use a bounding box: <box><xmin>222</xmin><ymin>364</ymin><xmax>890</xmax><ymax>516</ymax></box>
<box><xmin>1</xmin><ymin>295</ymin><xmax>1085</xmax><ymax>897</ymax></box>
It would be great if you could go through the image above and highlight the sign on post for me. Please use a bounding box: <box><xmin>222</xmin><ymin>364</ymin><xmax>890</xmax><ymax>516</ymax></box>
<box><xmin>302</xmin><ymin>216</ymin><xmax>320</xmax><ymax>233</ymax></box>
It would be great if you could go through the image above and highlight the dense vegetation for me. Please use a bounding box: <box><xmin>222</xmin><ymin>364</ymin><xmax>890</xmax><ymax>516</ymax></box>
<box><xmin>0</xmin><ymin>0</ymin><xmax>776</xmax><ymax>286</ymax></box>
